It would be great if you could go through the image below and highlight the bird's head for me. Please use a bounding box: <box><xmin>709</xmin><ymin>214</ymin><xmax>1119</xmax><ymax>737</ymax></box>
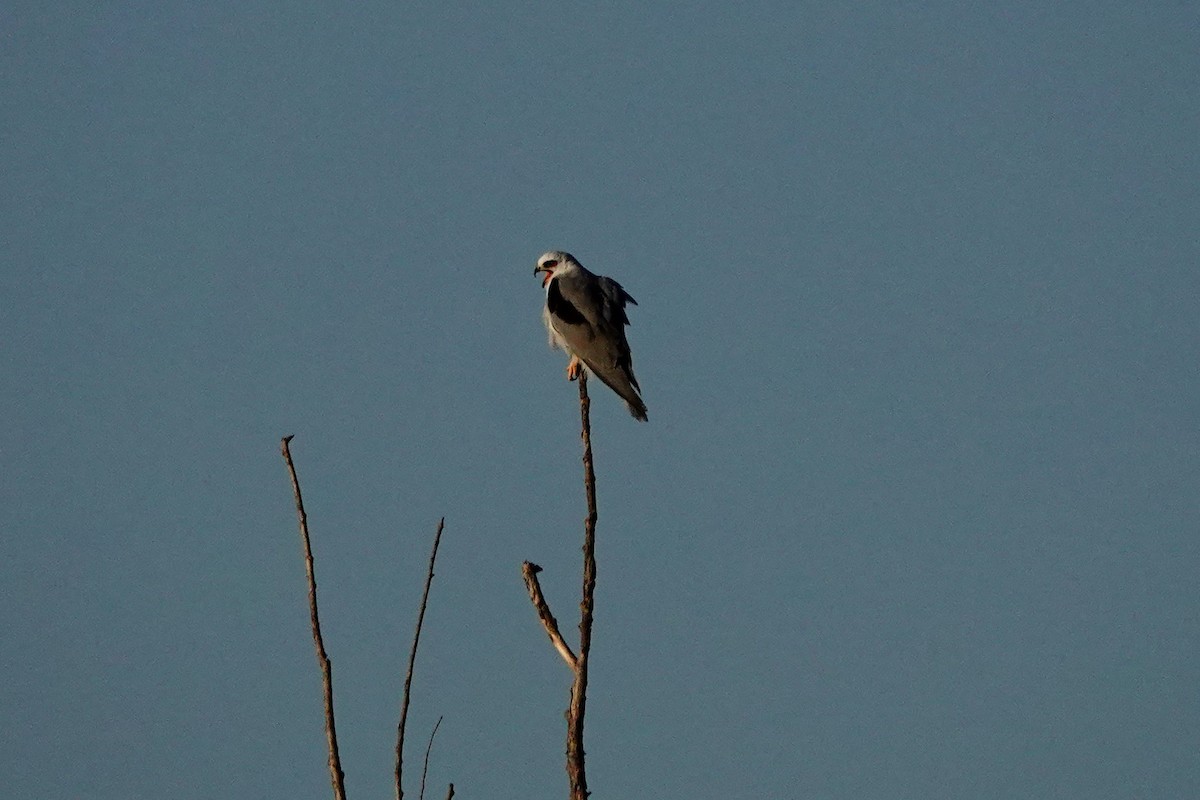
<box><xmin>534</xmin><ymin>251</ymin><xmax>576</xmax><ymax>287</ymax></box>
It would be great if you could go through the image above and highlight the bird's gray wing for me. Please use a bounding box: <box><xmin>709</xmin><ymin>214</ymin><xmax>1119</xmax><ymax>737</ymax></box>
<box><xmin>547</xmin><ymin>273</ymin><xmax>646</xmax><ymax>419</ymax></box>
<box><xmin>549</xmin><ymin>273</ymin><xmax>634</xmax><ymax>337</ymax></box>
<box><xmin>596</xmin><ymin>276</ymin><xmax>637</xmax><ymax>326</ymax></box>
<box><xmin>546</xmin><ymin>275</ymin><xmax>595</xmax><ymax>332</ymax></box>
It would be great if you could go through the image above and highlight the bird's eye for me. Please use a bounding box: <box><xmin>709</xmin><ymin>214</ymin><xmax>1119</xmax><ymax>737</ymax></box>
<box><xmin>544</xmin><ymin>260</ymin><xmax>558</xmax><ymax>268</ymax></box>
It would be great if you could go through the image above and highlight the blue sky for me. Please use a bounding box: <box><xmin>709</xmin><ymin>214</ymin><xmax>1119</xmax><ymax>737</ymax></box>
<box><xmin>3</xmin><ymin>2</ymin><xmax>1198</xmax><ymax>798</ymax></box>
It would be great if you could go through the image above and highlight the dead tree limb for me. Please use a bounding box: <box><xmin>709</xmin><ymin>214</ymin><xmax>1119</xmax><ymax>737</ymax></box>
<box><xmin>567</xmin><ymin>372</ymin><xmax>598</xmax><ymax>800</ymax></box>
<box><xmin>520</xmin><ymin>371</ymin><xmax>600</xmax><ymax>800</ymax></box>
<box><xmin>522</xmin><ymin>561</ymin><xmax>577</xmax><ymax>670</ymax></box>
<box><xmin>281</xmin><ymin>435</ymin><xmax>348</xmax><ymax>800</ymax></box>
<box><xmin>395</xmin><ymin>518</ymin><xmax>447</xmax><ymax>800</ymax></box>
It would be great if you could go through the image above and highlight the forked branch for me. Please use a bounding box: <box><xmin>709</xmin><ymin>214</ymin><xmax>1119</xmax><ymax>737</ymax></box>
<box><xmin>520</xmin><ymin>372</ymin><xmax>600</xmax><ymax>800</ymax></box>
<box><xmin>567</xmin><ymin>372</ymin><xmax>598</xmax><ymax>800</ymax></box>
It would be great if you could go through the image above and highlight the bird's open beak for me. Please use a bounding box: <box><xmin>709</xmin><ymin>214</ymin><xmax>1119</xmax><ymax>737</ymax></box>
<box><xmin>534</xmin><ymin>265</ymin><xmax>553</xmax><ymax>286</ymax></box>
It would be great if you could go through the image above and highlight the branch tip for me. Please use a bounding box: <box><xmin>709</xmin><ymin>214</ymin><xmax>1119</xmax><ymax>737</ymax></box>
<box><xmin>281</xmin><ymin>441</ymin><xmax>347</xmax><ymax>800</ymax></box>
<box><xmin>395</xmin><ymin>518</ymin><xmax>447</xmax><ymax>800</ymax></box>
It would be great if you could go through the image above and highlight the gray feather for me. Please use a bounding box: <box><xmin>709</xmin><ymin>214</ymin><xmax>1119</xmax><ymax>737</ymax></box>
<box><xmin>542</xmin><ymin>256</ymin><xmax>647</xmax><ymax>421</ymax></box>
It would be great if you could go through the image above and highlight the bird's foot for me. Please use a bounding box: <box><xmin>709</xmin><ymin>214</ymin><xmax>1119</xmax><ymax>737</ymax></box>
<box><xmin>566</xmin><ymin>356</ymin><xmax>582</xmax><ymax>381</ymax></box>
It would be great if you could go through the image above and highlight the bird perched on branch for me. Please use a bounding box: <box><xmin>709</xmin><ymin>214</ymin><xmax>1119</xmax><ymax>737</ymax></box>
<box><xmin>534</xmin><ymin>251</ymin><xmax>648</xmax><ymax>421</ymax></box>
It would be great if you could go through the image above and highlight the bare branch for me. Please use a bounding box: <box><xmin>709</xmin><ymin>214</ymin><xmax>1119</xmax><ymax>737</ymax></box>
<box><xmin>521</xmin><ymin>371</ymin><xmax>603</xmax><ymax>799</ymax></box>
<box><xmin>566</xmin><ymin>372</ymin><xmax>598</xmax><ymax>800</ymax></box>
<box><xmin>419</xmin><ymin>716</ymin><xmax>443</xmax><ymax>800</ymax></box>
<box><xmin>281</xmin><ymin>435</ymin><xmax>348</xmax><ymax>800</ymax></box>
<box><xmin>395</xmin><ymin>518</ymin><xmax>447</xmax><ymax>800</ymax></box>
<box><xmin>521</xmin><ymin>561</ymin><xmax>578</xmax><ymax>670</ymax></box>
<box><xmin>445</xmin><ymin>785</ymin><xmax>455</xmax><ymax>800</ymax></box>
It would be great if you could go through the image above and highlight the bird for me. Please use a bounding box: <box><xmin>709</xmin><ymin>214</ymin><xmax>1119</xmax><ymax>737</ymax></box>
<box><xmin>534</xmin><ymin>251</ymin><xmax>648</xmax><ymax>421</ymax></box>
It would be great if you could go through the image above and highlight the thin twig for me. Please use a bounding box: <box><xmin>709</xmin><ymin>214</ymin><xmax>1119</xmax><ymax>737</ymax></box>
<box><xmin>567</xmin><ymin>372</ymin><xmax>598</xmax><ymax>800</ymax></box>
<box><xmin>419</xmin><ymin>716</ymin><xmax>443</xmax><ymax>800</ymax></box>
<box><xmin>521</xmin><ymin>561</ymin><xmax>578</xmax><ymax>670</ymax></box>
<box><xmin>445</xmin><ymin>785</ymin><xmax>455</xmax><ymax>800</ymax></box>
<box><xmin>281</xmin><ymin>435</ymin><xmax>348</xmax><ymax>800</ymax></box>
<box><xmin>395</xmin><ymin>518</ymin><xmax>447</xmax><ymax>800</ymax></box>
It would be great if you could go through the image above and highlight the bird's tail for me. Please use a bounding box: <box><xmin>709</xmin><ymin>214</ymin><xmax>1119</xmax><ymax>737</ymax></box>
<box><xmin>607</xmin><ymin>373</ymin><xmax>648</xmax><ymax>422</ymax></box>
<box><xmin>617</xmin><ymin>364</ymin><xmax>648</xmax><ymax>422</ymax></box>
<box><xmin>583</xmin><ymin>361</ymin><xmax>648</xmax><ymax>422</ymax></box>
<box><xmin>624</xmin><ymin>395</ymin><xmax>649</xmax><ymax>422</ymax></box>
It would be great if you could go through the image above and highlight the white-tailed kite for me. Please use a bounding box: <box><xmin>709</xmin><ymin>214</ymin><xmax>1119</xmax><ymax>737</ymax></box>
<box><xmin>534</xmin><ymin>251</ymin><xmax>648</xmax><ymax>421</ymax></box>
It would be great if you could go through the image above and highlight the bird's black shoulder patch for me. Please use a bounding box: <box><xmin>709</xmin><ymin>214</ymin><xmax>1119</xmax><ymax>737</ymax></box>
<box><xmin>547</xmin><ymin>278</ymin><xmax>587</xmax><ymax>325</ymax></box>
